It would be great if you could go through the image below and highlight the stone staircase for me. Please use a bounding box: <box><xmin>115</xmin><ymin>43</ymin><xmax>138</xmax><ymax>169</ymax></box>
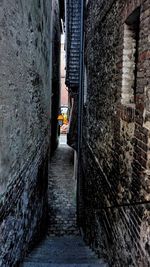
<box><xmin>21</xmin><ymin>236</ymin><xmax>108</xmax><ymax>267</ymax></box>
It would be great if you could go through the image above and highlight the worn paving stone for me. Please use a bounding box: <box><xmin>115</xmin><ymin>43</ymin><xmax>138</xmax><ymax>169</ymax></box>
<box><xmin>21</xmin><ymin>236</ymin><xmax>108</xmax><ymax>267</ymax></box>
<box><xmin>48</xmin><ymin>138</ymin><xmax>79</xmax><ymax>236</ymax></box>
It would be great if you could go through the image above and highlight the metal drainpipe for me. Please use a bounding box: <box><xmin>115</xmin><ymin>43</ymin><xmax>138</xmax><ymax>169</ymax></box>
<box><xmin>77</xmin><ymin>0</ymin><xmax>84</xmax><ymax>226</ymax></box>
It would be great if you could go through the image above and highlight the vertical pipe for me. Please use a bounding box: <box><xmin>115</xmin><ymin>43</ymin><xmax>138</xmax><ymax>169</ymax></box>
<box><xmin>77</xmin><ymin>0</ymin><xmax>84</xmax><ymax>225</ymax></box>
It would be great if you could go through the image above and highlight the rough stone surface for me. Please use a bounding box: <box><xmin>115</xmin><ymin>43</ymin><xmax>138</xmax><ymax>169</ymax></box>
<box><xmin>0</xmin><ymin>0</ymin><xmax>51</xmax><ymax>196</ymax></box>
<box><xmin>48</xmin><ymin>139</ymin><xmax>79</xmax><ymax>236</ymax></box>
<box><xmin>0</xmin><ymin>0</ymin><xmax>61</xmax><ymax>266</ymax></box>
<box><xmin>21</xmin><ymin>235</ymin><xmax>108</xmax><ymax>267</ymax></box>
<box><xmin>80</xmin><ymin>0</ymin><xmax>150</xmax><ymax>266</ymax></box>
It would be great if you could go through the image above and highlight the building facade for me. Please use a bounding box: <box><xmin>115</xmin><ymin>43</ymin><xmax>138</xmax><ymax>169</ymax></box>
<box><xmin>65</xmin><ymin>0</ymin><xmax>82</xmax><ymax>150</ymax></box>
<box><xmin>65</xmin><ymin>0</ymin><xmax>150</xmax><ymax>265</ymax></box>
<box><xmin>0</xmin><ymin>0</ymin><xmax>63</xmax><ymax>265</ymax></box>
<box><xmin>80</xmin><ymin>0</ymin><xmax>150</xmax><ymax>266</ymax></box>
<box><xmin>60</xmin><ymin>34</ymin><xmax>68</xmax><ymax>106</ymax></box>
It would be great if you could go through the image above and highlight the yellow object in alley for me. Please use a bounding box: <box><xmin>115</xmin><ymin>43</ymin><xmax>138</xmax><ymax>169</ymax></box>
<box><xmin>57</xmin><ymin>114</ymin><xmax>64</xmax><ymax>126</ymax></box>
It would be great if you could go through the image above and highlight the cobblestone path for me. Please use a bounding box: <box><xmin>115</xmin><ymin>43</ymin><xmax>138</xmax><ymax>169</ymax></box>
<box><xmin>21</xmin><ymin>136</ymin><xmax>108</xmax><ymax>267</ymax></box>
<box><xmin>48</xmin><ymin>136</ymin><xmax>79</xmax><ymax>236</ymax></box>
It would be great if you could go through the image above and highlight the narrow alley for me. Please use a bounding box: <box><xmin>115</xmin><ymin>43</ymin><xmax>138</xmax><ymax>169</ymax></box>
<box><xmin>0</xmin><ymin>0</ymin><xmax>150</xmax><ymax>266</ymax></box>
<box><xmin>21</xmin><ymin>136</ymin><xmax>107</xmax><ymax>267</ymax></box>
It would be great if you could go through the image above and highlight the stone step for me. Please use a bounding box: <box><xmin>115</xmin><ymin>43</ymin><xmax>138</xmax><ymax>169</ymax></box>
<box><xmin>22</xmin><ymin>263</ymin><xmax>108</xmax><ymax>267</ymax></box>
<box><xmin>24</xmin><ymin>255</ymin><xmax>102</xmax><ymax>264</ymax></box>
<box><xmin>24</xmin><ymin>258</ymin><xmax>103</xmax><ymax>264</ymax></box>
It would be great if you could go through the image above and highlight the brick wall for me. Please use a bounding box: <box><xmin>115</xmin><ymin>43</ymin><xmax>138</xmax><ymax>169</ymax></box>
<box><xmin>0</xmin><ymin>0</ymin><xmax>61</xmax><ymax>265</ymax></box>
<box><xmin>81</xmin><ymin>0</ymin><xmax>150</xmax><ymax>266</ymax></box>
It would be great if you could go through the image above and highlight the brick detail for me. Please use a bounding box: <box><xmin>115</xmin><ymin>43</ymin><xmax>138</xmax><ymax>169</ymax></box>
<box><xmin>81</xmin><ymin>0</ymin><xmax>150</xmax><ymax>266</ymax></box>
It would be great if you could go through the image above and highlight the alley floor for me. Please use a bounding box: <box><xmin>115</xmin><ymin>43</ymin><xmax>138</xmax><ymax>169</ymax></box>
<box><xmin>22</xmin><ymin>236</ymin><xmax>108</xmax><ymax>267</ymax></box>
<box><xmin>48</xmin><ymin>134</ymin><xmax>79</xmax><ymax>236</ymax></box>
<box><xmin>21</xmin><ymin>135</ymin><xmax>108</xmax><ymax>267</ymax></box>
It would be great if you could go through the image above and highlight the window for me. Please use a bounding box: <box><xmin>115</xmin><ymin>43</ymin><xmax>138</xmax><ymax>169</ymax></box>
<box><xmin>121</xmin><ymin>7</ymin><xmax>140</xmax><ymax>106</ymax></box>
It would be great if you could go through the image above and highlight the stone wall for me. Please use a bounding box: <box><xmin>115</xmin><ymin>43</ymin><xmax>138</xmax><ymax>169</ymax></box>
<box><xmin>81</xmin><ymin>0</ymin><xmax>150</xmax><ymax>266</ymax></box>
<box><xmin>0</xmin><ymin>0</ymin><xmax>61</xmax><ymax>266</ymax></box>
